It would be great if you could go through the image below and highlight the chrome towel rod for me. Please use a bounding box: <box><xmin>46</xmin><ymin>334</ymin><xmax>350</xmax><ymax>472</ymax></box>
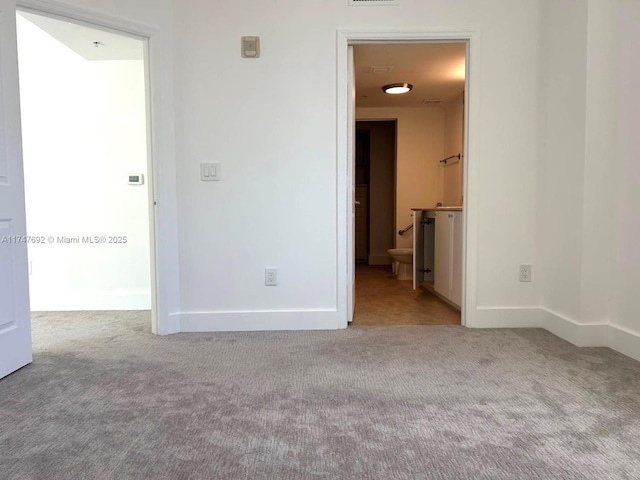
<box><xmin>399</xmin><ymin>224</ymin><xmax>413</xmax><ymax>236</ymax></box>
<box><xmin>439</xmin><ymin>153</ymin><xmax>461</xmax><ymax>165</ymax></box>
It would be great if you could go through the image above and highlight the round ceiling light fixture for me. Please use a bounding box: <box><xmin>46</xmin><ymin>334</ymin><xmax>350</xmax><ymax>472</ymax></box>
<box><xmin>382</xmin><ymin>83</ymin><xmax>413</xmax><ymax>95</ymax></box>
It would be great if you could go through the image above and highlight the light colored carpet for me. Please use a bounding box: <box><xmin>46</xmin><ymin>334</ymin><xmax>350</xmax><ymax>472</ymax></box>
<box><xmin>2</xmin><ymin>311</ymin><xmax>640</xmax><ymax>479</ymax></box>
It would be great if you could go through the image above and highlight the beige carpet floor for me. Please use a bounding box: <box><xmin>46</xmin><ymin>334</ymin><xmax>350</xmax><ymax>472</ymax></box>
<box><xmin>1</xmin><ymin>311</ymin><xmax>640</xmax><ymax>479</ymax></box>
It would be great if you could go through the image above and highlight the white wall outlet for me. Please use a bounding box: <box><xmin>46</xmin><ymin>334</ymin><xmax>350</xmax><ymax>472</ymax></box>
<box><xmin>265</xmin><ymin>268</ymin><xmax>277</xmax><ymax>286</ymax></box>
<box><xmin>519</xmin><ymin>265</ymin><xmax>532</xmax><ymax>282</ymax></box>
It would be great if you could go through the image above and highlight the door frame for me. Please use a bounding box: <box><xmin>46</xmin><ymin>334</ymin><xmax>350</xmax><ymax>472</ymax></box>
<box><xmin>15</xmin><ymin>0</ymin><xmax>181</xmax><ymax>334</ymax></box>
<box><xmin>336</xmin><ymin>29</ymin><xmax>479</xmax><ymax>328</ymax></box>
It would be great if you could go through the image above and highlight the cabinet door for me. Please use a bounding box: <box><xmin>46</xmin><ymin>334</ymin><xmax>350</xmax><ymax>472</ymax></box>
<box><xmin>423</xmin><ymin>214</ymin><xmax>435</xmax><ymax>285</ymax></box>
<box><xmin>434</xmin><ymin>212</ymin><xmax>451</xmax><ymax>297</ymax></box>
<box><xmin>449</xmin><ymin>212</ymin><xmax>463</xmax><ymax>308</ymax></box>
<box><xmin>413</xmin><ymin>211</ymin><xmax>424</xmax><ymax>290</ymax></box>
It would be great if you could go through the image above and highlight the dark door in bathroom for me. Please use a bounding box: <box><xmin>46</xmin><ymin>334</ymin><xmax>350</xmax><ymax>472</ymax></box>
<box><xmin>355</xmin><ymin>120</ymin><xmax>396</xmax><ymax>266</ymax></box>
<box><xmin>355</xmin><ymin>129</ymin><xmax>369</xmax><ymax>263</ymax></box>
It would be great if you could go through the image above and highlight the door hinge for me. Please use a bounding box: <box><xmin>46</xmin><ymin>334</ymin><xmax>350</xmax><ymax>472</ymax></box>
<box><xmin>420</xmin><ymin>269</ymin><xmax>432</xmax><ymax>273</ymax></box>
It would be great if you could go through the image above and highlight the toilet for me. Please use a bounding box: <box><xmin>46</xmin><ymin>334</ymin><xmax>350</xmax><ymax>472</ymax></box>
<box><xmin>388</xmin><ymin>248</ymin><xmax>413</xmax><ymax>281</ymax></box>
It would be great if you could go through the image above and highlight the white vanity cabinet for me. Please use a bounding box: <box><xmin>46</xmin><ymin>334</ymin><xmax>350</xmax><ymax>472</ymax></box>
<box><xmin>411</xmin><ymin>207</ymin><xmax>463</xmax><ymax>309</ymax></box>
<box><xmin>433</xmin><ymin>210</ymin><xmax>462</xmax><ymax>308</ymax></box>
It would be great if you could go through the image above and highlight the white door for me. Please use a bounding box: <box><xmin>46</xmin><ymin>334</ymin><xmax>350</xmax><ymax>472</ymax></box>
<box><xmin>347</xmin><ymin>45</ymin><xmax>356</xmax><ymax>322</ymax></box>
<box><xmin>0</xmin><ymin>1</ymin><xmax>32</xmax><ymax>380</ymax></box>
<box><xmin>450</xmin><ymin>212</ymin><xmax>463</xmax><ymax>307</ymax></box>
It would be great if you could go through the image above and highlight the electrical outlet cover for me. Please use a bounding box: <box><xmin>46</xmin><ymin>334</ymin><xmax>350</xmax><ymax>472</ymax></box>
<box><xmin>265</xmin><ymin>268</ymin><xmax>277</xmax><ymax>286</ymax></box>
<box><xmin>519</xmin><ymin>265</ymin><xmax>532</xmax><ymax>282</ymax></box>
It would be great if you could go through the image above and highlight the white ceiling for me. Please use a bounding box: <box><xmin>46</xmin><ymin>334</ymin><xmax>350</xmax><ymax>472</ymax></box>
<box><xmin>354</xmin><ymin>43</ymin><xmax>466</xmax><ymax>108</ymax></box>
<box><xmin>18</xmin><ymin>11</ymin><xmax>143</xmax><ymax>61</ymax></box>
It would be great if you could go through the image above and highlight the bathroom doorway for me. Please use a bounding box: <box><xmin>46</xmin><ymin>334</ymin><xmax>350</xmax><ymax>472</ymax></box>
<box><xmin>348</xmin><ymin>41</ymin><xmax>467</xmax><ymax>327</ymax></box>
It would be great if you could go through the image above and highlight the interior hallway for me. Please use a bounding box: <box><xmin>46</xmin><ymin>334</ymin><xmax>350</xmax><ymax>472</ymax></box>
<box><xmin>353</xmin><ymin>265</ymin><xmax>461</xmax><ymax>326</ymax></box>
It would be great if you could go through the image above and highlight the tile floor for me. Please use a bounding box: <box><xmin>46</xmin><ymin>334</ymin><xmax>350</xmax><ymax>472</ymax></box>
<box><xmin>352</xmin><ymin>265</ymin><xmax>461</xmax><ymax>326</ymax></box>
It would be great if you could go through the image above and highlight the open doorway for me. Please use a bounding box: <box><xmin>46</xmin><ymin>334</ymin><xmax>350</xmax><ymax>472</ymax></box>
<box><xmin>349</xmin><ymin>42</ymin><xmax>467</xmax><ymax>327</ymax></box>
<box><xmin>16</xmin><ymin>10</ymin><xmax>156</xmax><ymax>342</ymax></box>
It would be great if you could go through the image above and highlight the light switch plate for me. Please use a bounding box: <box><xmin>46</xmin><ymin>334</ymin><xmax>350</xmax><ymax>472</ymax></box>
<box><xmin>200</xmin><ymin>163</ymin><xmax>220</xmax><ymax>181</ymax></box>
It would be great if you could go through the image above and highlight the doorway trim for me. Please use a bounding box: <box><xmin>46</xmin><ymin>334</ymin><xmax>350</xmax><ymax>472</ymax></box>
<box><xmin>16</xmin><ymin>0</ymin><xmax>181</xmax><ymax>335</ymax></box>
<box><xmin>336</xmin><ymin>29</ymin><xmax>479</xmax><ymax>328</ymax></box>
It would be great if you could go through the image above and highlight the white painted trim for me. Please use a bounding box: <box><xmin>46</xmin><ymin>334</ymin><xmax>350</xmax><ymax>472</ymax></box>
<box><xmin>337</xmin><ymin>29</ymin><xmax>481</xmax><ymax>330</ymax></box>
<box><xmin>456</xmin><ymin>306</ymin><xmax>640</xmax><ymax>361</ymax></box>
<box><xmin>180</xmin><ymin>310</ymin><xmax>343</xmax><ymax>333</ymax></box>
<box><xmin>15</xmin><ymin>0</ymin><xmax>180</xmax><ymax>335</ymax></box>
<box><xmin>336</xmin><ymin>36</ymin><xmax>349</xmax><ymax>330</ymax></box>
<box><xmin>539</xmin><ymin>308</ymin><xmax>607</xmax><ymax>347</ymax></box>
<box><xmin>368</xmin><ymin>254</ymin><xmax>392</xmax><ymax>265</ymax></box>
<box><xmin>473</xmin><ymin>307</ymin><xmax>608</xmax><ymax>347</ymax></box>
<box><xmin>17</xmin><ymin>0</ymin><xmax>158</xmax><ymax>37</ymax></box>
<box><xmin>607</xmin><ymin>324</ymin><xmax>640</xmax><ymax>363</ymax></box>
<box><xmin>472</xmin><ymin>307</ymin><xmax>542</xmax><ymax>329</ymax></box>
<box><xmin>31</xmin><ymin>291</ymin><xmax>152</xmax><ymax>312</ymax></box>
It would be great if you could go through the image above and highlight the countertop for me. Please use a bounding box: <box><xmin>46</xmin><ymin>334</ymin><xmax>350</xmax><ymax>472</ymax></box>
<box><xmin>412</xmin><ymin>207</ymin><xmax>463</xmax><ymax>212</ymax></box>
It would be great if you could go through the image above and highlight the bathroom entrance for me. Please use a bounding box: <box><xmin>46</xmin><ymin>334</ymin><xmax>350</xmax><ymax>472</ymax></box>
<box><xmin>348</xmin><ymin>41</ymin><xmax>467</xmax><ymax>327</ymax></box>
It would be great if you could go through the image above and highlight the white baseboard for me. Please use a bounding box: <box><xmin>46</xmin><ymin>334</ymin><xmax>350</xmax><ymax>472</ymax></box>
<box><xmin>180</xmin><ymin>309</ymin><xmax>344</xmax><ymax>332</ymax></box>
<box><xmin>538</xmin><ymin>308</ymin><xmax>608</xmax><ymax>347</ymax></box>
<box><xmin>473</xmin><ymin>307</ymin><xmax>638</xmax><ymax>360</ymax></box>
<box><xmin>470</xmin><ymin>307</ymin><xmax>608</xmax><ymax>346</ymax></box>
<box><xmin>177</xmin><ymin>305</ymin><xmax>640</xmax><ymax>362</ymax></box>
<box><xmin>470</xmin><ymin>307</ymin><xmax>542</xmax><ymax>329</ymax></box>
<box><xmin>30</xmin><ymin>291</ymin><xmax>152</xmax><ymax>311</ymax></box>
<box><xmin>368</xmin><ymin>254</ymin><xmax>392</xmax><ymax>265</ymax></box>
<box><xmin>607</xmin><ymin>324</ymin><xmax>640</xmax><ymax>362</ymax></box>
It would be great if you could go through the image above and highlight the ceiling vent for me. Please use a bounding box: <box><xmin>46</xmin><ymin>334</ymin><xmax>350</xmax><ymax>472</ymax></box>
<box><xmin>349</xmin><ymin>0</ymin><xmax>399</xmax><ymax>6</ymax></box>
<box><xmin>369</xmin><ymin>66</ymin><xmax>394</xmax><ymax>74</ymax></box>
<box><xmin>422</xmin><ymin>99</ymin><xmax>442</xmax><ymax>105</ymax></box>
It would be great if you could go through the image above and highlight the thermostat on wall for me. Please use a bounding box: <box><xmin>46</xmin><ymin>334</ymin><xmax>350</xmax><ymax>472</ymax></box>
<box><xmin>241</xmin><ymin>36</ymin><xmax>260</xmax><ymax>58</ymax></box>
<box><xmin>128</xmin><ymin>174</ymin><xmax>144</xmax><ymax>185</ymax></box>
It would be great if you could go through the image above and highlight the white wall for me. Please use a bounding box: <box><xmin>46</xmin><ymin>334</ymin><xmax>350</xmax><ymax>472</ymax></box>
<box><xmin>357</xmin><ymin>108</ymin><xmax>444</xmax><ymax>249</ymax></box>
<box><xmin>609</xmin><ymin>0</ymin><xmax>640</xmax><ymax>357</ymax></box>
<box><xmin>171</xmin><ymin>0</ymin><xmax>542</xmax><ymax>330</ymax></box>
<box><xmin>14</xmin><ymin>0</ymin><xmax>636</xmax><ymax>361</ymax></box>
<box><xmin>442</xmin><ymin>93</ymin><xmax>464</xmax><ymax>206</ymax></box>
<box><xmin>537</xmin><ymin>0</ymin><xmax>589</xmax><ymax>323</ymax></box>
<box><xmin>536</xmin><ymin>0</ymin><xmax>640</xmax><ymax>360</ymax></box>
<box><xmin>17</xmin><ymin>15</ymin><xmax>151</xmax><ymax>311</ymax></box>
